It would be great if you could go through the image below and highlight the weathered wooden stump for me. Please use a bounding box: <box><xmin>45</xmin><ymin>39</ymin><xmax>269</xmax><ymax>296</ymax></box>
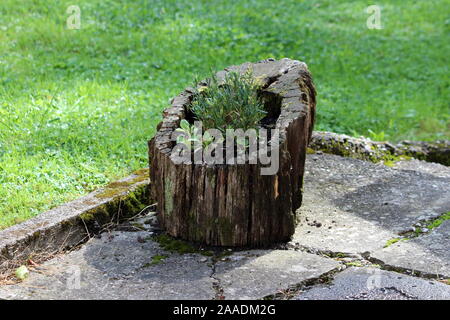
<box><xmin>148</xmin><ymin>58</ymin><xmax>316</xmax><ymax>247</ymax></box>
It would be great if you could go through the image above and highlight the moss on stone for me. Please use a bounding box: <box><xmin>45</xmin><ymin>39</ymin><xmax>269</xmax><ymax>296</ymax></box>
<box><xmin>200</xmin><ymin>250</ymin><xmax>215</xmax><ymax>257</ymax></box>
<box><xmin>152</xmin><ymin>234</ymin><xmax>198</xmax><ymax>254</ymax></box>
<box><xmin>345</xmin><ymin>261</ymin><xmax>364</xmax><ymax>267</ymax></box>
<box><xmin>425</xmin><ymin>212</ymin><xmax>450</xmax><ymax>230</ymax></box>
<box><xmin>215</xmin><ymin>250</ymin><xmax>233</xmax><ymax>261</ymax></box>
<box><xmin>133</xmin><ymin>168</ymin><xmax>150</xmax><ymax>177</ymax></box>
<box><xmin>384</xmin><ymin>238</ymin><xmax>402</xmax><ymax>248</ymax></box>
<box><xmin>150</xmin><ymin>233</ymin><xmax>215</xmax><ymax>257</ymax></box>
<box><xmin>146</xmin><ymin>254</ymin><xmax>167</xmax><ymax>266</ymax></box>
<box><xmin>95</xmin><ymin>169</ymin><xmax>149</xmax><ymax>199</ymax></box>
<box><xmin>311</xmin><ymin>134</ymin><xmax>414</xmax><ymax>166</ymax></box>
<box><xmin>79</xmin><ymin>184</ymin><xmax>148</xmax><ymax>231</ymax></box>
<box><xmin>96</xmin><ymin>187</ymin><xmax>127</xmax><ymax>199</ymax></box>
<box><xmin>79</xmin><ymin>212</ymin><xmax>95</xmax><ymax>222</ymax></box>
<box><xmin>378</xmin><ymin>154</ymin><xmax>412</xmax><ymax>167</ymax></box>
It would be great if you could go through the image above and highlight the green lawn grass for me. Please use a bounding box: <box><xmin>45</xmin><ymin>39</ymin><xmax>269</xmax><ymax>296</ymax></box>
<box><xmin>0</xmin><ymin>0</ymin><xmax>449</xmax><ymax>229</ymax></box>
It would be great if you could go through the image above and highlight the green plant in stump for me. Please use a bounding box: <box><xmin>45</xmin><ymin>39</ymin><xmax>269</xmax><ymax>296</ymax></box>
<box><xmin>190</xmin><ymin>71</ymin><xmax>266</xmax><ymax>134</ymax></box>
<box><xmin>175</xmin><ymin>119</ymin><xmax>215</xmax><ymax>150</ymax></box>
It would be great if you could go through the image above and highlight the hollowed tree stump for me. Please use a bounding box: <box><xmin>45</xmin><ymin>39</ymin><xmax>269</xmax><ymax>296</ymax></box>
<box><xmin>148</xmin><ymin>58</ymin><xmax>316</xmax><ymax>247</ymax></box>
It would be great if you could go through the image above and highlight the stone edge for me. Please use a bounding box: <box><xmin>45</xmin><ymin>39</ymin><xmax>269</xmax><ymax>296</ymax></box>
<box><xmin>0</xmin><ymin>169</ymin><xmax>151</xmax><ymax>274</ymax></box>
<box><xmin>309</xmin><ymin>131</ymin><xmax>449</xmax><ymax>166</ymax></box>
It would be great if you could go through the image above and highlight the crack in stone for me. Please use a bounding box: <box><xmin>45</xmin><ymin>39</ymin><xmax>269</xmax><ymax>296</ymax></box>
<box><xmin>262</xmin><ymin>265</ymin><xmax>344</xmax><ymax>300</ymax></box>
<box><xmin>275</xmin><ymin>241</ymin><xmax>360</xmax><ymax>260</ymax></box>
<box><xmin>209</xmin><ymin>257</ymin><xmax>225</xmax><ymax>300</ymax></box>
<box><xmin>277</xmin><ymin>240</ymin><xmax>448</xmax><ymax>290</ymax></box>
<box><xmin>397</xmin><ymin>211</ymin><xmax>450</xmax><ymax>239</ymax></box>
<box><xmin>345</xmin><ymin>286</ymin><xmax>419</xmax><ymax>300</ymax></box>
<box><xmin>362</xmin><ymin>252</ymin><xmax>448</xmax><ymax>280</ymax></box>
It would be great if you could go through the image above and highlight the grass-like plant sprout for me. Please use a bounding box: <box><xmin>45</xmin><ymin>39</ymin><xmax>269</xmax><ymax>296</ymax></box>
<box><xmin>190</xmin><ymin>71</ymin><xmax>266</xmax><ymax>133</ymax></box>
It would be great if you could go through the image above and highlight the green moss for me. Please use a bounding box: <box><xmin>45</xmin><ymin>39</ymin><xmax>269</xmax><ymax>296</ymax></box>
<box><xmin>401</xmin><ymin>212</ymin><xmax>450</xmax><ymax>239</ymax></box>
<box><xmin>150</xmin><ymin>233</ymin><xmax>215</xmax><ymax>257</ymax></box>
<box><xmin>384</xmin><ymin>238</ymin><xmax>402</xmax><ymax>248</ymax></box>
<box><xmin>95</xmin><ymin>171</ymin><xmax>149</xmax><ymax>199</ymax></box>
<box><xmin>78</xmin><ymin>184</ymin><xmax>147</xmax><ymax>230</ymax></box>
<box><xmin>31</xmin><ymin>230</ymin><xmax>41</xmax><ymax>240</ymax></box>
<box><xmin>96</xmin><ymin>184</ymin><xmax>130</xmax><ymax>198</ymax></box>
<box><xmin>152</xmin><ymin>234</ymin><xmax>198</xmax><ymax>254</ymax></box>
<box><xmin>345</xmin><ymin>261</ymin><xmax>364</xmax><ymax>267</ymax></box>
<box><xmin>383</xmin><ymin>160</ymin><xmax>396</xmax><ymax>167</ymax></box>
<box><xmin>379</xmin><ymin>154</ymin><xmax>412</xmax><ymax>167</ymax></box>
<box><xmin>148</xmin><ymin>254</ymin><xmax>168</xmax><ymax>265</ymax></box>
<box><xmin>215</xmin><ymin>250</ymin><xmax>233</xmax><ymax>260</ymax></box>
<box><xmin>201</xmin><ymin>250</ymin><xmax>215</xmax><ymax>257</ymax></box>
<box><xmin>315</xmin><ymin>138</ymin><xmax>414</xmax><ymax>166</ymax></box>
<box><xmin>306</xmin><ymin>147</ymin><xmax>316</xmax><ymax>154</ymax></box>
<box><xmin>133</xmin><ymin>168</ymin><xmax>150</xmax><ymax>177</ymax></box>
<box><xmin>426</xmin><ymin>211</ymin><xmax>450</xmax><ymax>230</ymax></box>
<box><xmin>79</xmin><ymin>212</ymin><xmax>95</xmax><ymax>222</ymax></box>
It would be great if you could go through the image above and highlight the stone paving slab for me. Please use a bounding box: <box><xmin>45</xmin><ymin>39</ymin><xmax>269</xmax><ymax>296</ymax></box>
<box><xmin>0</xmin><ymin>153</ymin><xmax>449</xmax><ymax>300</ymax></box>
<box><xmin>291</xmin><ymin>154</ymin><xmax>450</xmax><ymax>255</ymax></box>
<box><xmin>0</xmin><ymin>229</ymin><xmax>215</xmax><ymax>300</ymax></box>
<box><xmin>370</xmin><ymin>220</ymin><xmax>450</xmax><ymax>278</ymax></box>
<box><xmin>0</xmin><ymin>216</ymin><xmax>340</xmax><ymax>300</ymax></box>
<box><xmin>214</xmin><ymin>250</ymin><xmax>340</xmax><ymax>300</ymax></box>
<box><xmin>295</xmin><ymin>267</ymin><xmax>450</xmax><ymax>300</ymax></box>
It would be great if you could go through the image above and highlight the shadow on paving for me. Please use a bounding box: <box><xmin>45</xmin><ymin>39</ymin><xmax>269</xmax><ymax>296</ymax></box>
<box><xmin>0</xmin><ymin>153</ymin><xmax>449</xmax><ymax>300</ymax></box>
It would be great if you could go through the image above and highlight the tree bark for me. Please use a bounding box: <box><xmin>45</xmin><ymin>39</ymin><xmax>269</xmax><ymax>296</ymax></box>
<box><xmin>148</xmin><ymin>58</ymin><xmax>316</xmax><ymax>247</ymax></box>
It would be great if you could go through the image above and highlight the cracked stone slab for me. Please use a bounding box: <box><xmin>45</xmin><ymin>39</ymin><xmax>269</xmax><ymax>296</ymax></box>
<box><xmin>214</xmin><ymin>250</ymin><xmax>340</xmax><ymax>300</ymax></box>
<box><xmin>370</xmin><ymin>220</ymin><xmax>450</xmax><ymax>278</ymax></box>
<box><xmin>0</xmin><ymin>230</ymin><xmax>215</xmax><ymax>300</ymax></box>
<box><xmin>291</xmin><ymin>154</ymin><xmax>450</xmax><ymax>255</ymax></box>
<box><xmin>295</xmin><ymin>267</ymin><xmax>450</xmax><ymax>300</ymax></box>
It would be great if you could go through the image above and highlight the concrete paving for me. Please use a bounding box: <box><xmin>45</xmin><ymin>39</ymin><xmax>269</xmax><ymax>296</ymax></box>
<box><xmin>214</xmin><ymin>250</ymin><xmax>340</xmax><ymax>300</ymax></box>
<box><xmin>295</xmin><ymin>267</ymin><xmax>450</xmax><ymax>300</ymax></box>
<box><xmin>0</xmin><ymin>154</ymin><xmax>448</xmax><ymax>300</ymax></box>
<box><xmin>370</xmin><ymin>220</ymin><xmax>450</xmax><ymax>278</ymax></box>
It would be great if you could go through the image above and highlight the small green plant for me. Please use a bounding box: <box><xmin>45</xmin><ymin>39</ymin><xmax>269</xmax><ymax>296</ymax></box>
<box><xmin>425</xmin><ymin>211</ymin><xmax>450</xmax><ymax>230</ymax></box>
<box><xmin>151</xmin><ymin>254</ymin><xmax>168</xmax><ymax>265</ymax></box>
<box><xmin>15</xmin><ymin>265</ymin><xmax>29</xmax><ymax>281</ymax></box>
<box><xmin>368</xmin><ymin>129</ymin><xmax>386</xmax><ymax>141</ymax></box>
<box><xmin>190</xmin><ymin>71</ymin><xmax>266</xmax><ymax>133</ymax></box>
<box><xmin>175</xmin><ymin>119</ymin><xmax>211</xmax><ymax>150</ymax></box>
<box><xmin>345</xmin><ymin>261</ymin><xmax>364</xmax><ymax>267</ymax></box>
<box><xmin>384</xmin><ymin>238</ymin><xmax>402</xmax><ymax>248</ymax></box>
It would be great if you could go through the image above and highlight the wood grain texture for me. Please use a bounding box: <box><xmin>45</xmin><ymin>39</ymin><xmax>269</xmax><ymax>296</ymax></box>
<box><xmin>148</xmin><ymin>58</ymin><xmax>316</xmax><ymax>247</ymax></box>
